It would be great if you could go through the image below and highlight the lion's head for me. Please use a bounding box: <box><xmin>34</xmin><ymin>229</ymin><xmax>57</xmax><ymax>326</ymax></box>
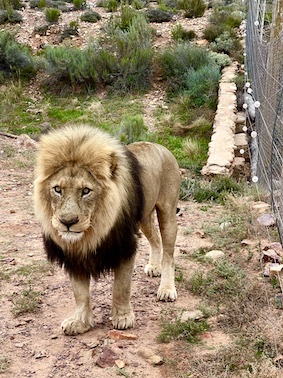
<box><xmin>34</xmin><ymin>125</ymin><xmax>134</xmax><ymax>252</ymax></box>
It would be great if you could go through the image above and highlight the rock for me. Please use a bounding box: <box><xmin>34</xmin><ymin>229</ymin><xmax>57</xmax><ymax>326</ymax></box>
<box><xmin>96</xmin><ymin>347</ymin><xmax>118</xmax><ymax>368</ymax></box>
<box><xmin>180</xmin><ymin>310</ymin><xmax>204</xmax><ymax>323</ymax></box>
<box><xmin>269</xmin><ymin>263</ymin><xmax>283</xmax><ymax>276</ymax></box>
<box><xmin>115</xmin><ymin>359</ymin><xmax>125</xmax><ymax>369</ymax></box>
<box><xmin>261</xmin><ymin>249</ymin><xmax>281</xmax><ymax>263</ymax></box>
<box><xmin>17</xmin><ymin>134</ymin><xmax>38</xmax><ymax>150</ymax></box>
<box><xmin>138</xmin><ymin>348</ymin><xmax>163</xmax><ymax>366</ymax></box>
<box><xmin>257</xmin><ymin>213</ymin><xmax>276</xmax><ymax>227</ymax></box>
<box><xmin>252</xmin><ymin>201</ymin><xmax>270</xmax><ymax>214</ymax></box>
<box><xmin>263</xmin><ymin>242</ymin><xmax>283</xmax><ymax>255</ymax></box>
<box><xmin>205</xmin><ymin>250</ymin><xmax>225</xmax><ymax>261</ymax></box>
<box><xmin>108</xmin><ymin>330</ymin><xmax>137</xmax><ymax>340</ymax></box>
<box><xmin>241</xmin><ymin>239</ymin><xmax>255</xmax><ymax>246</ymax></box>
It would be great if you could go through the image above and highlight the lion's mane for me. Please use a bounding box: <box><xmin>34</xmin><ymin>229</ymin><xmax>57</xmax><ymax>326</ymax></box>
<box><xmin>34</xmin><ymin>125</ymin><xmax>144</xmax><ymax>279</ymax></box>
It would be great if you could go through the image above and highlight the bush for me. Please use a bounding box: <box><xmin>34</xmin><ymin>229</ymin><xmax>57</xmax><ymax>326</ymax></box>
<box><xmin>0</xmin><ymin>8</ymin><xmax>22</xmax><ymax>23</ymax></box>
<box><xmin>119</xmin><ymin>115</ymin><xmax>147</xmax><ymax>144</ymax></box>
<box><xmin>73</xmin><ymin>0</ymin><xmax>86</xmax><ymax>10</ymax></box>
<box><xmin>0</xmin><ymin>30</ymin><xmax>35</xmax><ymax>78</ymax></box>
<box><xmin>80</xmin><ymin>10</ymin><xmax>101</xmax><ymax>23</ymax></box>
<box><xmin>107</xmin><ymin>0</ymin><xmax>118</xmax><ymax>12</ymax></box>
<box><xmin>45</xmin><ymin>8</ymin><xmax>61</xmax><ymax>23</ymax></box>
<box><xmin>41</xmin><ymin>45</ymin><xmax>99</xmax><ymax>89</ymax></box>
<box><xmin>102</xmin><ymin>13</ymin><xmax>154</xmax><ymax>93</ymax></box>
<box><xmin>178</xmin><ymin>0</ymin><xmax>206</xmax><ymax>18</ymax></box>
<box><xmin>110</xmin><ymin>3</ymin><xmax>138</xmax><ymax>30</ymax></box>
<box><xmin>171</xmin><ymin>24</ymin><xmax>196</xmax><ymax>41</ymax></box>
<box><xmin>60</xmin><ymin>21</ymin><xmax>79</xmax><ymax>41</ymax></box>
<box><xmin>146</xmin><ymin>8</ymin><xmax>173</xmax><ymax>22</ymax></box>
<box><xmin>158</xmin><ymin>43</ymin><xmax>211</xmax><ymax>93</ymax></box>
<box><xmin>183</xmin><ymin>64</ymin><xmax>220</xmax><ymax>109</ymax></box>
<box><xmin>210</xmin><ymin>31</ymin><xmax>239</xmax><ymax>55</ymax></box>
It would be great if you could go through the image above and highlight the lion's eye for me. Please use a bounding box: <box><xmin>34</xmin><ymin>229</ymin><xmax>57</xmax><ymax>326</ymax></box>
<box><xmin>82</xmin><ymin>187</ymin><xmax>91</xmax><ymax>196</ymax></box>
<box><xmin>53</xmin><ymin>186</ymin><xmax>62</xmax><ymax>194</ymax></box>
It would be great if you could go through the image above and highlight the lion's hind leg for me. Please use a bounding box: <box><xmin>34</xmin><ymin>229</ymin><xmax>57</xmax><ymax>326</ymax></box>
<box><xmin>141</xmin><ymin>211</ymin><xmax>162</xmax><ymax>277</ymax></box>
<box><xmin>156</xmin><ymin>206</ymin><xmax>178</xmax><ymax>302</ymax></box>
<box><xmin>61</xmin><ymin>276</ymin><xmax>94</xmax><ymax>335</ymax></box>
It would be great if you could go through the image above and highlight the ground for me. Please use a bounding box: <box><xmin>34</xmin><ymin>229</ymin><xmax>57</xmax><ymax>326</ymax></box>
<box><xmin>0</xmin><ymin>134</ymin><xmax>232</xmax><ymax>378</ymax></box>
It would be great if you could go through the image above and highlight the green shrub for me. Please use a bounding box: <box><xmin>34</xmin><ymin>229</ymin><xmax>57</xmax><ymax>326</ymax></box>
<box><xmin>178</xmin><ymin>0</ymin><xmax>206</xmax><ymax>18</ymax></box>
<box><xmin>158</xmin><ymin>315</ymin><xmax>210</xmax><ymax>343</ymax></box>
<box><xmin>119</xmin><ymin>114</ymin><xmax>147</xmax><ymax>143</ymax></box>
<box><xmin>158</xmin><ymin>43</ymin><xmax>211</xmax><ymax>93</ymax></box>
<box><xmin>110</xmin><ymin>3</ymin><xmax>138</xmax><ymax>30</ymax></box>
<box><xmin>73</xmin><ymin>0</ymin><xmax>86</xmax><ymax>10</ymax></box>
<box><xmin>80</xmin><ymin>10</ymin><xmax>101</xmax><ymax>23</ymax></box>
<box><xmin>41</xmin><ymin>45</ymin><xmax>99</xmax><ymax>89</ymax></box>
<box><xmin>33</xmin><ymin>24</ymin><xmax>49</xmax><ymax>36</ymax></box>
<box><xmin>60</xmin><ymin>20</ymin><xmax>79</xmax><ymax>40</ymax></box>
<box><xmin>210</xmin><ymin>31</ymin><xmax>239</xmax><ymax>55</ymax></box>
<box><xmin>107</xmin><ymin>0</ymin><xmax>118</xmax><ymax>12</ymax></box>
<box><xmin>146</xmin><ymin>8</ymin><xmax>173</xmax><ymax>22</ymax></box>
<box><xmin>103</xmin><ymin>13</ymin><xmax>154</xmax><ymax>93</ymax></box>
<box><xmin>171</xmin><ymin>23</ymin><xmax>196</xmax><ymax>41</ymax></box>
<box><xmin>209</xmin><ymin>51</ymin><xmax>232</xmax><ymax>68</ymax></box>
<box><xmin>0</xmin><ymin>31</ymin><xmax>35</xmax><ymax>78</ymax></box>
<box><xmin>183</xmin><ymin>64</ymin><xmax>220</xmax><ymax>109</ymax></box>
<box><xmin>45</xmin><ymin>7</ymin><xmax>61</xmax><ymax>23</ymax></box>
<box><xmin>0</xmin><ymin>7</ymin><xmax>22</xmax><ymax>23</ymax></box>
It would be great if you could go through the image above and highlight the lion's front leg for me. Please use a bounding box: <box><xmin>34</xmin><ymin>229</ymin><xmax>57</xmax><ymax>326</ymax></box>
<box><xmin>111</xmin><ymin>255</ymin><xmax>135</xmax><ymax>330</ymax></box>
<box><xmin>61</xmin><ymin>275</ymin><xmax>94</xmax><ymax>335</ymax></box>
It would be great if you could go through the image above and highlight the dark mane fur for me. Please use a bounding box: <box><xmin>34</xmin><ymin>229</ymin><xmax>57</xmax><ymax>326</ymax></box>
<box><xmin>43</xmin><ymin>148</ymin><xmax>144</xmax><ymax>279</ymax></box>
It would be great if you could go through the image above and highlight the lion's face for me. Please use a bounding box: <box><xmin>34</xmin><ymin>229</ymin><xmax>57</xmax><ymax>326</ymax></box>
<box><xmin>49</xmin><ymin>166</ymin><xmax>100</xmax><ymax>243</ymax></box>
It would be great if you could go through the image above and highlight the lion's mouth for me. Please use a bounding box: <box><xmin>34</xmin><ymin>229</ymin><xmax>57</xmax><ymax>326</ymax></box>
<box><xmin>58</xmin><ymin>230</ymin><xmax>84</xmax><ymax>243</ymax></box>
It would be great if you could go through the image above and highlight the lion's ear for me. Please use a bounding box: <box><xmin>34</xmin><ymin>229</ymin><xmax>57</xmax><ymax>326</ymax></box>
<box><xmin>110</xmin><ymin>152</ymin><xmax>118</xmax><ymax>177</ymax></box>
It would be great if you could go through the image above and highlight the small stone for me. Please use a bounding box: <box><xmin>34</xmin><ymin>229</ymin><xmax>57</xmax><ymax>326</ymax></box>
<box><xmin>252</xmin><ymin>201</ymin><xmax>270</xmax><ymax>214</ymax></box>
<box><xmin>257</xmin><ymin>213</ymin><xmax>276</xmax><ymax>227</ymax></box>
<box><xmin>96</xmin><ymin>348</ymin><xmax>118</xmax><ymax>368</ymax></box>
<box><xmin>115</xmin><ymin>359</ymin><xmax>125</xmax><ymax>369</ymax></box>
<box><xmin>138</xmin><ymin>348</ymin><xmax>163</xmax><ymax>366</ymax></box>
<box><xmin>180</xmin><ymin>310</ymin><xmax>204</xmax><ymax>323</ymax></box>
<box><xmin>261</xmin><ymin>249</ymin><xmax>281</xmax><ymax>263</ymax></box>
<box><xmin>269</xmin><ymin>263</ymin><xmax>283</xmax><ymax>275</ymax></box>
<box><xmin>205</xmin><ymin>250</ymin><xmax>225</xmax><ymax>261</ymax></box>
<box><xmin>220</xmin><ymin>222</ymin><xmax>231</xmax><ymax>230</ymax></box>
<box><xmin>108</xmin><ymin>330</ymin><xmax>137</xmax><ymax>340</ymax></box>
<box><xmin>241</xmin><ymin>239</ymin><xmax>254</xmax><ymax>246</ymax></box>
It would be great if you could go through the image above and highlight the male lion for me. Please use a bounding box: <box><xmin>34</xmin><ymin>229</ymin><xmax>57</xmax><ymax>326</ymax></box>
<box><xmin>34</xmin><ymin>125</ymin><xmax>180</xmax><ymax>335</ymax></box>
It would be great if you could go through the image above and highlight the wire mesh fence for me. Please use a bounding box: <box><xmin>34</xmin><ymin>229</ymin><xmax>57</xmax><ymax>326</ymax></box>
<box><xmin>246</xmin><ymin>0</ymin><xmax>283</xmax><ymax>242</ymax></box>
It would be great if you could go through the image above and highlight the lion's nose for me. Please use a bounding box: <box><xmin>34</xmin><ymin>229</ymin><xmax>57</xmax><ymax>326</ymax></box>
<box><xmin>60</xmin><ymin>216</ymin><xmax>79</xmax><ymax>228</ymax></box>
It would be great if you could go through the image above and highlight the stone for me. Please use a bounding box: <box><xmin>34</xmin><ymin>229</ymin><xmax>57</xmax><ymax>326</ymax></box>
<box><xmin>108</xmin><ymin>330</ymin><xmax>137</xmax><ymax>340</ymax></box>
<box><xmin>96</xmin><ymin>347</ymin><xmax>118</xmax><ymax>368</ymax></box>
<box><xmin>257</xmin><ymin>213</ymin><xmax>276</xmax><ymax>227</ymax></box>
<box><xmin>205</xmin><ymin>250</ymin><xmax>225</xmax><ymax>261</ymax></box>
<box><xmin>180</xmin><ymin>310</ymin><xmax>204</xmax><ymax>323</ymax></box>
<box><xmin>115</xmin><ymin>359</ymin><xmax>125</xmax><ymax>369</ymax></box>
<box><xmin>252</xmin><ymin>201</ymin><xmax>270</xmax><ymax>214</ymax></box>
<box><xmin>138</xmin><ymin>348</ymin><xmax>163</xmax><ymax>366</ymax></box>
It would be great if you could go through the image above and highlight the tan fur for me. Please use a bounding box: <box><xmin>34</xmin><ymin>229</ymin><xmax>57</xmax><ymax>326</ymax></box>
<box><xmin>34</xmin><ymin>125</ymin><xmax>180</xmax><ymax>335</ymax></box>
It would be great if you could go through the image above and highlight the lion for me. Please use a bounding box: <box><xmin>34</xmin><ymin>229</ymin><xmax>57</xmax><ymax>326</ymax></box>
<box><xmin>34</xmin><ymin>124</ymin><xmax>180</xmax><ymax>335</ymax></box>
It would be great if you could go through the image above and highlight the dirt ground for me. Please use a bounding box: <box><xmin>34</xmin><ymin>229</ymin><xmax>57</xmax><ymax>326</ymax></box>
<box><xmin>0</xmin><ymin>134</ymin><xmax>232</xmax><ymax>378</ymax></box>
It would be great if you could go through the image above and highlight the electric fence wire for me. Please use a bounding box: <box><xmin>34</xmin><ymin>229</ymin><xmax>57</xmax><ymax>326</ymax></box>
<box><xmin>245</xmin><ymin>0</ymin><xmax>283</xmax><ymax>371</ymax></box>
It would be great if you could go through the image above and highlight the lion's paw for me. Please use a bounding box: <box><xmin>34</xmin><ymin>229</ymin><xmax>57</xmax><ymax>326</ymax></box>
<box><xmin>112</xmin><ymin>309</ymin><xmax>135</xmax><ymax>330</ymax></box>
<box><xmin>157</xmin><ymin>286</ymin><xmax>177</xmax><ymax>302</ymax></box>
<box><xmin>144</xmin><ymin>264</ymin><xmax>161</xmax><ymax>277</ymax></box>
<box><xmin>61</xmin><ymin>314</ymin><xmax>94</xmax><ymax>335</ymax></box>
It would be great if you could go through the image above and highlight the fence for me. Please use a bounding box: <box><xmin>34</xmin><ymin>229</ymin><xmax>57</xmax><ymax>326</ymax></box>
<box><xmin>246</xmin><ymin>0</ymin><xmax>283</xmax><ymax>242</ymax></box>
